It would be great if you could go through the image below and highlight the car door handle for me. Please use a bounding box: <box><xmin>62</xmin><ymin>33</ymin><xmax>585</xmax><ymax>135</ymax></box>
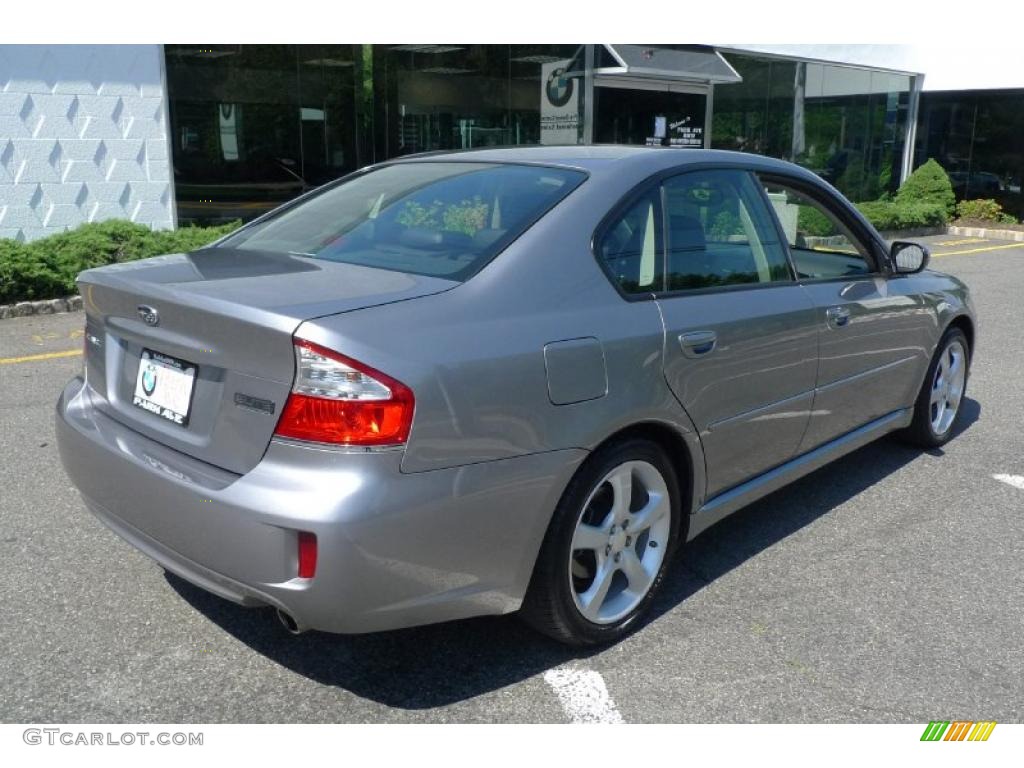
<box><xmin>679</xmin><ymin>331</ymin><xmax>717</xmax><ymax>358</ymax></box>
<box><xmin>826</xmin><ymin>306</ymin><xmax>851</xmax><ymax>328</ymax></box>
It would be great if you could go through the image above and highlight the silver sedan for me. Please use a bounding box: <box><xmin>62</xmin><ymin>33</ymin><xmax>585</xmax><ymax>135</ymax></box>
<box><xmin>56</xmin><ymin>146</ymin><xmax>975</xmax><ymax>645</ymax></box>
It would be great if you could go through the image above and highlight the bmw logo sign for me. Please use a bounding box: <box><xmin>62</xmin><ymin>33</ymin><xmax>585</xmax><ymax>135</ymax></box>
<box><xmin>546</xmin><ymin>67</ymin><xmax>573</xmax><ymax>108</ymax></box>
<box><xmin>141</xmin><ymin>364</ymin><xmax>157</xmax><ymax>396</ymax></box>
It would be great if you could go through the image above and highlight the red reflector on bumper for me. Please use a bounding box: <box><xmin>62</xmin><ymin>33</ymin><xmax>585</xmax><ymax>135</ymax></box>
<box><xmin>297</xmin><ymin>531</ymin><xmax>317</xmax><ymax>579</ymax></box>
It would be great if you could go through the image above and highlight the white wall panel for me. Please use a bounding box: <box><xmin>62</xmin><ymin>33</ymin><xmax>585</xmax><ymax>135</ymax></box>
<box><xmin>0</xmin><ymin>44</ymin><xmax>173</xmax><ymax>242</ymax></box>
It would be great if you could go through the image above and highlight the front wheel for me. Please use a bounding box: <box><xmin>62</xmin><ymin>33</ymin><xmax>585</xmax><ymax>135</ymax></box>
<box><xmin>520</xmin><ymin>439</ymin><xmax>682</xmax><ymax>646</ymax></box>
<box><xmin>900</xmin><ymin>327</ymin><xmax>970</xmax><ymax>448</ymax></box>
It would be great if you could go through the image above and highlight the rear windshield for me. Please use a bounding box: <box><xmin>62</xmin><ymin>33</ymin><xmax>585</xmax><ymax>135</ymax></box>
<box><xmin>218</xmin><ymin>162</ymin><xmax>586</xmax><ymax>281</ymax></box>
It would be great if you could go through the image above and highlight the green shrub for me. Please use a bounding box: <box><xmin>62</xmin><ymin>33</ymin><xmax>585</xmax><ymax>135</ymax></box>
<box><xmin>797</xmin><ymin>205</ymin><xmax>835</xmax><ymax>237</ymax></box>
<box><xmin>955</xmin><ymin>198</ymin><xmax>1018</xmax><ymax>224</ymax></box>
<box><xmin>0</xmin><ymin>219</ymin><xmax>241</xmax><ymax>305</ymax></box>
<box><xmin>855</xmin><ymin>200</ymin><xmax>947</xmax><ymax>232</ymax></box>
<box><xmin>895</xmin><ymin>158</ymin><xmax>956</xmax><ymax>218</ymax></box>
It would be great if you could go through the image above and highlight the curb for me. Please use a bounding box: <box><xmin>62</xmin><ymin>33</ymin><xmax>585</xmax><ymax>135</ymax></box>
<box><xmin>0</xmin><ymin>295</ymin><xmax>83</xmax><ymax>320</ymax></box>
<box><xmin>878</xmin><ymin>226</ymin><xmax>947</xmax><ymax>240</ymax></box>
<box><xmin>947</xmin><ymin>224</ymin><xmax>1024</xmax><ymax>242</ymax></box>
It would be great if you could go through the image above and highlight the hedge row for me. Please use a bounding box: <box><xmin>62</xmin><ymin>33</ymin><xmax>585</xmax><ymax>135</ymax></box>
<box><xmin>0</xmin><ymin>220</ymin><xmax>241</xmax><ymax>304</ymax></box>
<box><xmin>855</xmin><ymin>200</ymin><xmax>948</xmax><ymax>231</ymax></box>
<box><xmin>798</xmin><ymin>198</ymin><xmax>946</xmax><ymax>237</ymax></box>
<box><xmin>796</xmin><ymin>158</ymin><xmax>955</xmax><ymax>235</ymax></box>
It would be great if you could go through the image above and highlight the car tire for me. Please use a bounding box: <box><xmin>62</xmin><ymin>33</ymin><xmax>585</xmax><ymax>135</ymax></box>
<box><xmin>900</xmin><ymin>326</ymin><xmax>970</xmax><ymax>449</ymax></box>
<box><xmin>520</xmin><ymin>438</ymin><xmax>682</xmax><ymax>646</ymax></box>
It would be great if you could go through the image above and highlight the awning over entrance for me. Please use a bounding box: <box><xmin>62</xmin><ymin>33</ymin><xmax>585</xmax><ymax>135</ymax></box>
<box><xmin>595</xmin><ymin>45</ymin><xmax>742</xmax><ymax>85</ymax></box>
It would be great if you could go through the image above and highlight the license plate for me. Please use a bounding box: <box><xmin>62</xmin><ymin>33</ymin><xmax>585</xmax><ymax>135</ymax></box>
<box><xmin>132</xmin><ymin>349</ymin><xmax>197</xmax><ymax>426</ymax></box>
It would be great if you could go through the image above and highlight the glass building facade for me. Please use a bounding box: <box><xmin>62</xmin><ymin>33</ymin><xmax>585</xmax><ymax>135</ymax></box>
<box><xmin>164</xmin><ymin>45</ymin><xmax>919</xmax><ymax>224</ymax></box>
<box><xmin>914</xmin><ymin>89</ymin><xmax>1024</xmax><ymax>218</ymax></box>
<box><xmin>370</xmin><ymin>44</ymin><xmax>584</xmax><ymax>158</ymax></box>
<box><xmin>711</xmin><ymin>52</ymin><xmax>912</xmax><ymax>203</ymax></box>
<box><xmin>165</xmin><ymin>44</ymin><xmax>366</xmax><ymax>223</ymax></box>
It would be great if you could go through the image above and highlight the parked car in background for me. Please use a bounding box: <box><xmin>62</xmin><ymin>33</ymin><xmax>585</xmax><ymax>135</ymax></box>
<box><xmin>949</xmin><ymin>170</ymin><xmax>1005</xmax><ymax>195</ymax></box>
<box><xmin>57</xmin><ymin>147</ymin><xmax>975</xmax><ymax>646</ymax></box>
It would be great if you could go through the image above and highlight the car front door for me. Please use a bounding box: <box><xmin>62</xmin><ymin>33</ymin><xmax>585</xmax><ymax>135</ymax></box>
<box><xmin>759</xmin><ymin>175</ymin><xmax>932</xmax><ymax>452</ymax></box>
<box><xmin>654</xmin><ymin>169</ymin><xmax>820</xmax><ymax>499</ymax></box>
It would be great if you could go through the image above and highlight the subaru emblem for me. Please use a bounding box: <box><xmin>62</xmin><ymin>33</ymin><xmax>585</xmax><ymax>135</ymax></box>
<box><xmin>137</xmin><ymin>305</ymin><xmax>160</xmax><ymax>326</ymax></box>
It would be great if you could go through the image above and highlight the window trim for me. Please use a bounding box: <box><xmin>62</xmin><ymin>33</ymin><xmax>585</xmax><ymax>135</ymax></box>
<box><xmin>756</xmin><ymin>172</ymin><xmax>892</xmax><ymax>282</ymax></box>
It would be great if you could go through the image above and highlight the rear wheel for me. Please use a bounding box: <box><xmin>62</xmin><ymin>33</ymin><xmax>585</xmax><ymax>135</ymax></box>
<box><xmin>901</xmin><ymin>327</ymin><xmax>970</xmax><ymax>448</ymax></box>
<box><xmin>521</xmin><ymin>439</ymin><xmax>681</xmax><ymax>646</ymax></box>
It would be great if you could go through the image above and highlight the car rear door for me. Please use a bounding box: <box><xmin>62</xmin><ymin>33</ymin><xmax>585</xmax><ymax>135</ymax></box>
<box><xmin>758</xmin><ymin>175</ymin><xmax>932</xmax><ymax>451</ymax></box>
<box><xmin>653</xmin><ymin>169</ymin><xmax>819</xmax><ymax>499</ymax></box>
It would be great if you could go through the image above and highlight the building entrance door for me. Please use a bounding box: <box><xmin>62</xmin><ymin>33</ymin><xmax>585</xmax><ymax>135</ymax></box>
<box><xmin>593</xmin><ymin>82</ymin><xmax>708</xmax><ymax>148</ymax></box>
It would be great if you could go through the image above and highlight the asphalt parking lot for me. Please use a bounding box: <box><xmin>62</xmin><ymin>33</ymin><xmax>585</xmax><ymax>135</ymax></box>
<box><xmin>1</xmin><ymin>234</ymin><xmax>1022</xmax><ymax>723</ymax></box>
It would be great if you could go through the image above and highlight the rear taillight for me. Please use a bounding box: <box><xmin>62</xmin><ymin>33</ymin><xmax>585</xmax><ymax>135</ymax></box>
<box><xmin>274</xmin><ymin>339</ymin><xmax>414</xmax><ymax>446</ymax></box>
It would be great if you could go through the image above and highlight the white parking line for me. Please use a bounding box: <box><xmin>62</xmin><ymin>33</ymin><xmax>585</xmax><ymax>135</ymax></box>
<box><xmin>543</xmin><ymin>667</ymin><xmax>625</xmax><ymax>724</ymax></box>
<box><xmin>992</xmin><ymin>474</ymin><xmax>1024</xmax><ymax>490</ymax></box>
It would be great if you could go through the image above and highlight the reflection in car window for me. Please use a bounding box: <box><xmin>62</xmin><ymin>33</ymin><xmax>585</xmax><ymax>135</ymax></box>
<box><xmin>760</xmin><ymin>179</ymin><xmax>873</xmax><ymax>279</ymax></box>
<box><xmin>598</xmin><ymin>192</ymin><xmax>663</xmax><ymax>295</ymax></box>
<box><xmin>218</xmin><ymin>162</ymin><xmax>586</xmax><ymax>282</ymax></box>
<box><xmin>662</xmin><ymin>170</ymin><xmax>791</xmax><ymax>291</ymax></box>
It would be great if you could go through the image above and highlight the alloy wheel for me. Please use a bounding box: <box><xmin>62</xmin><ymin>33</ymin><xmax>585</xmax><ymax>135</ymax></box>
<box><xmin>568</xmin><ymin>460</ymin><xmax>671</xmax><ymax>625</ymax></box>
<box><xmin>930</xmin><ymin>339</ymin><xmax>966</xmax><ymax>436</ymax></box>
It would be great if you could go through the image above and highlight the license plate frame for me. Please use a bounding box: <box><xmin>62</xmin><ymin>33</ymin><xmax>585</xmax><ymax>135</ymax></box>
<box><xmin>132</xmin><ymin>349</ymin><xmax>198</xmax><ymax>427</ymax></box>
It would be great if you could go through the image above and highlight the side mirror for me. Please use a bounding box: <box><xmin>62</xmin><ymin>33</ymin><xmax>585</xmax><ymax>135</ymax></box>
<box><xmin>891</xmin><ymin>241</ymin><xmax>930</xmax><ymax>274</ymax></box>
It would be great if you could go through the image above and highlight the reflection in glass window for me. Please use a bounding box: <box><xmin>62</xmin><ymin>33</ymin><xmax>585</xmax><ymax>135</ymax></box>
<box><xmin>663</xmin><ymin>170</ymin><xmax>791</xmax><ymax>290</ymax></box>
<box><xmin>598</xmin><ymin>192</ymin><xmax>663</xmax><ymax>295</ymax></box>
<box><xmin>373</xmin><ymin>45</ymin><xmax>583</xmax><ymax>157</ymax></box>
<box><xmin>165</xmin><ymin>44</ymin><xmax>363</xmax><ymax>225</ymax></box>
<box><xmin>915</xmin><ymin>89</ymin><xmax>1024</xmax><ymax>220</ymax></box>
<box><xmin>713</xmin><ymin>52</ymin><xmax>911</xmax><ymax>204</ymax></box>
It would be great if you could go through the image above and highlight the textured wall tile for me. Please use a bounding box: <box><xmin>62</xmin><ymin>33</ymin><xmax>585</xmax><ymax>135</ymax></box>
<box><xmin>0</xmin><ymin>44</ymin><xmax>173</xmax><ymax>241</ymax></box>
<box><xmin>38</xmin><ymin>181</ymin><xmax>86</xmax><ymax>205</ymax></box>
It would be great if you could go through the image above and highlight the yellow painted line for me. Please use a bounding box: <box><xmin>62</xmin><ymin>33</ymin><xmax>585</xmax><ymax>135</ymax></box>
<box><xmin>934</xmin><ymin>238</ymin><xmax>987</xmax><ymax>246</ymax></box>
<box><xmin>0</xmin><ymin>349</ymin><xmax>82</xmax><ymax>365</ymax></box>
<box><xmin>932</xmin><ymin>242</ymin><xmax>1024</xmax><ymax>257</ymax></box>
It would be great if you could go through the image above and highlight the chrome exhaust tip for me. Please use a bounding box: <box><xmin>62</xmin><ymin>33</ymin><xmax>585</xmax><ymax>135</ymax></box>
<box><xmin>276</xmin><ymin>608</ymin><xmax>306</xmax><ymax>635</ymax></box>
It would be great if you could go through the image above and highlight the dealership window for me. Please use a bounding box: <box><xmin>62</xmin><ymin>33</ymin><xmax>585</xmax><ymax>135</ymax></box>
<box><xmin>372</xmin><ymin>44</ymin><xmax>583</xmax><ymax>159</ymax></box>
<box><xmin>165</xmin><ymin>44</ymin><xmax>364</xmax><ymax>225</ymax></box>
<box><xmin>915</xmin><ymin>89</ymin><xmax>1024</xmax><ymax>219</ymax></box>
<box><xmin>713</xmin><ymin>53</ymin><xmax>911</xmax><ymax>204</ymax></box>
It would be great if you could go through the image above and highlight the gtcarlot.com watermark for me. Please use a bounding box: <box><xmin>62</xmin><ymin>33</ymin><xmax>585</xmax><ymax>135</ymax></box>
<box><xmin>23</xmin><ymin>728</ymin><xmax>203</xmax><ymax>746</ymax></box>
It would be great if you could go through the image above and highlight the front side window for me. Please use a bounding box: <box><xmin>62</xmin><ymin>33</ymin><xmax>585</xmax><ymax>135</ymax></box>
<box><xmin>760</xmin><ymin>179</ymin><xmax>874</xmax><ymax>279</ymax></box>
<box><xmin>662</xmin><ymin>170</ymin><xmax>792</xmax><ymax>291</ymax></box>
<box><xmin>218</xmin><ymin>162</ymin><xmax>586</xmax><ymax>281</ymax></box>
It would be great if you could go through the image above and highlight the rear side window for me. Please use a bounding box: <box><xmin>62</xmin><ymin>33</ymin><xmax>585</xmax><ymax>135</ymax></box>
<box><xmin>219</xmin><ymin>162</ymin><xmax>586</xmax><ymax>281</ymax></box>
<box><xmin>663</xmin><ymin>170</ymin><xmax>792</xmax><ymax>291</ymax></box>
<box><xmin>598</xmin><ymin>191</ymin><xmax>663</xmax><ymax>295</ymax></box>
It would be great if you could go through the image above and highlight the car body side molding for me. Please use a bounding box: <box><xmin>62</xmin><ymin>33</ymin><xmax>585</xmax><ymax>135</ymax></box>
<box><xmin>687</xmin><ymin>408</ymin><xmax>912</xmax><ymax>541</ymax></box>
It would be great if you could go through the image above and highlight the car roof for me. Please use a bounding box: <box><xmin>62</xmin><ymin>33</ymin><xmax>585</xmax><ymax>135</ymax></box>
<box><xmin>386</xmin><ymin>144</ymin><xmax>812</xmax><ymax>177</ymax></box>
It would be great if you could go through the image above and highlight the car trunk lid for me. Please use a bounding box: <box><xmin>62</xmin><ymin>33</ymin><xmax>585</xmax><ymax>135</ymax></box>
<box><xmin>79</xmin><ymin>248</ymin><xmax>456</xmax><ymax>474</ymax></box>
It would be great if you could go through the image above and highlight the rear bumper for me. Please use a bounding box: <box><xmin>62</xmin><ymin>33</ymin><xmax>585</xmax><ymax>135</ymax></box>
<box><xmin>56</xmin><ymin>377</ymin><xmax>585</xmax><ymax>633</ymax></box>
